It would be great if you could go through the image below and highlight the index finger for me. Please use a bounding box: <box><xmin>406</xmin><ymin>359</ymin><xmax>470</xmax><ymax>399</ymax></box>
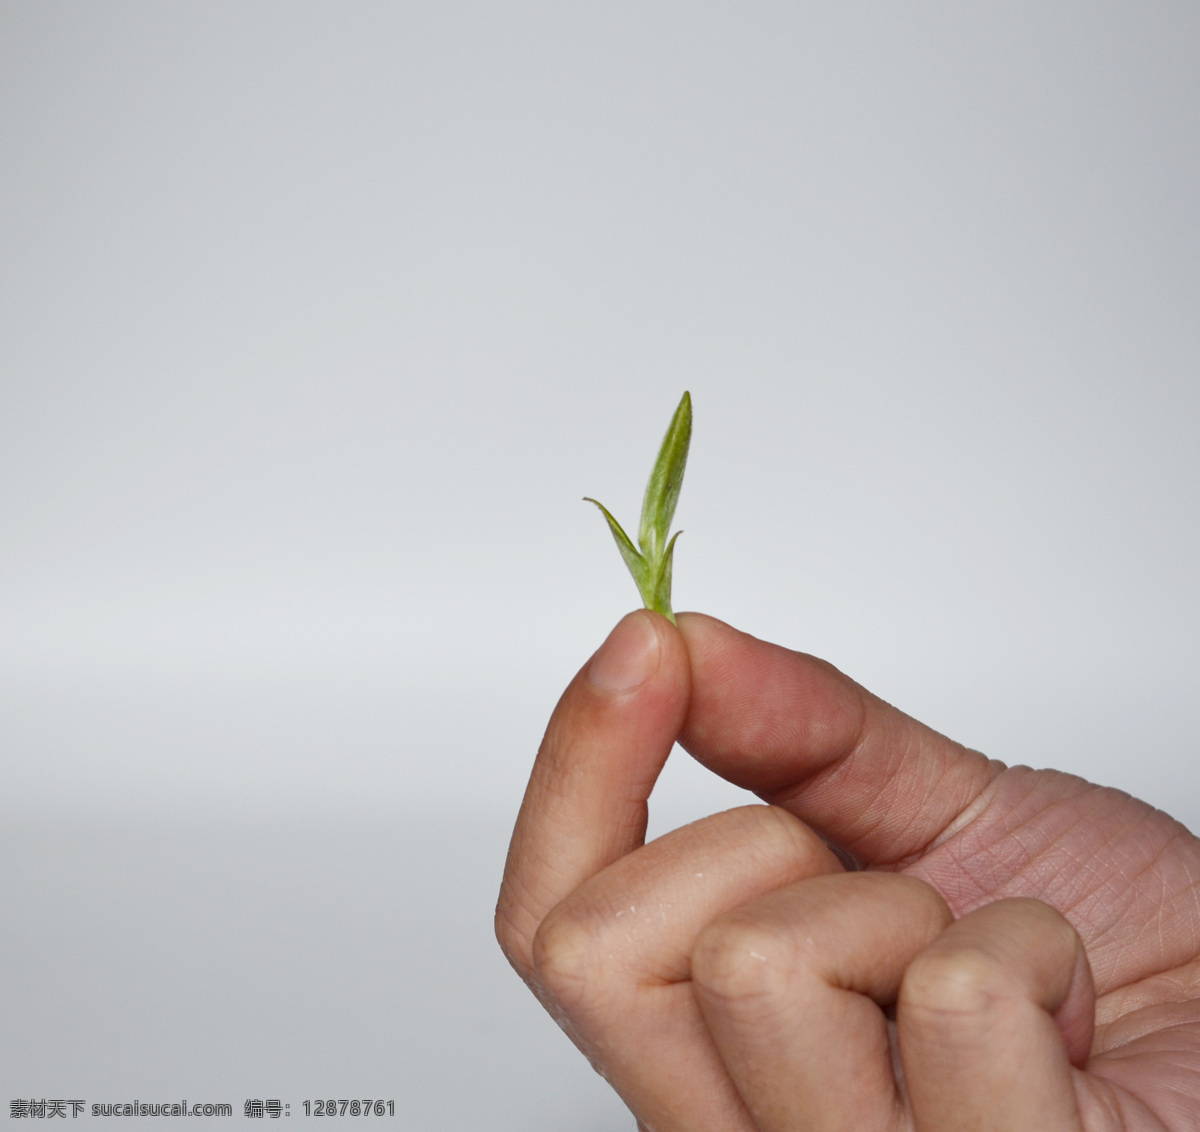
<box><xmin>677</xmin><ymin>612</ymin><xmax>1003</xmax><ymax>867</ymax></box>
<box><xmin>495</xmin><ymin>610</ymin><xmax>690</xmax><ymax>981</ymax></box>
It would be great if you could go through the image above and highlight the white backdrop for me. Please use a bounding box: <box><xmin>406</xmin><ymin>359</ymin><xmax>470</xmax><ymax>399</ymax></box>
<box><xmin>2</xmin><ymin>4</ymin><xmax>1197</xmax><ymax>1127</ymax></box>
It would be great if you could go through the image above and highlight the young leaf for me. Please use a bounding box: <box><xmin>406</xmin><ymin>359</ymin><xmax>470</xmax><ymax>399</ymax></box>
<box><xmin>637</xmin><ymin>391</ymin><xmax>692</xmax><ymax>561</ymax></box>
<box><xmin>649</xmin><ymin>529</ymin><xmax>682</xmax><ymax>619</ymax></box>
<box><xmin>585</xmin><ymin>391</ymin><xmax>692</xmax><ymax>623</ymax></box>
<box><xmin>582</xmin><ymin>497</ymin><xmax>649</xmax><ymax>595</ymax></box>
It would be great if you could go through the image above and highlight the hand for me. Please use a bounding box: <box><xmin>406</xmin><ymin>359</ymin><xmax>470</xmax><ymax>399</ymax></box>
<box><xmin>496</xmin><ymin>611</ymin><xmax>1200</xmax><ymax>1130</ymax></box>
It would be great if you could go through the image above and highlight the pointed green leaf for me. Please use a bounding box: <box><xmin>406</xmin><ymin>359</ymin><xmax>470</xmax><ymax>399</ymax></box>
<box><xmin>584</xmin><ymin>497</ymin><xmax>651</xmax><ymax>598</ymax></box>
<box><xmin>648</xmin><ymin>529</ymin><xmax>682</xmax><ymax>623</ymax></box>
<box><xmin>637</xmin><ymin>391</ymin><xmax>692</xmax><ymax>560</ymax></box>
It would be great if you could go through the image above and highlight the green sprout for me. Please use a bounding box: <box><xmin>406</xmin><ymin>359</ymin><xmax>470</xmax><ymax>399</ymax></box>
<box><xmin>584</xmin><ymin>391</ymin><xmax>692</xmax><ymax>624</ymax></box>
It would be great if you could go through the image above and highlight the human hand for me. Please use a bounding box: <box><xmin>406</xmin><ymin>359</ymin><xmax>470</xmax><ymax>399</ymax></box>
<box><xmin>496</xmin><ymin>610</ymin><xmax>1200</xmax><ymax>1129</ymax></box>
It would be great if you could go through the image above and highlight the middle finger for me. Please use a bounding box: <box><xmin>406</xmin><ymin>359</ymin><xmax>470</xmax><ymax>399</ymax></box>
<box><xmin>534</xmin><ymin>804</ymin><xmax>843</xmax><ymax>1131</ymax></box>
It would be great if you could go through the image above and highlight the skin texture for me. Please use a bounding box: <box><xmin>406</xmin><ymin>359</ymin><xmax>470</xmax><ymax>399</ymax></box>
<box><xmin>496</xmin><ymin>610</ymin><xmax>1200</xmax><ymax>1130</ymax></box>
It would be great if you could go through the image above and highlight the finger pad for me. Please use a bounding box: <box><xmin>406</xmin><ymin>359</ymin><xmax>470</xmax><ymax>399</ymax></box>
<box><xmin>676</xmin><ymin>613</ymin><xmax>864</xmax><ymax>795</ymax></box>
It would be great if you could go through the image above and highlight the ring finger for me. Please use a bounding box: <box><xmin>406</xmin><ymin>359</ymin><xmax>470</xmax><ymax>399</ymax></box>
<box><xmin>691</xmin><ymin>871</ymin><xmax>953</xmax><ymax>1132</ymax></box>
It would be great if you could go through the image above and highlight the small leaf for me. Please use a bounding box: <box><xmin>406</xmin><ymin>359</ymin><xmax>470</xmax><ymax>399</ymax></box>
<box><xmin>583</xmin><ymin>497</ymin><xmax>650</xmax><ymax>596</ymax></box>
<box><xmin>649</xmin><ymin>530</ymin><xmax>682</xmax><ymax>623</ymax></box>
<box><xmin>638</xmin><ymin>391</ymin><xmax>692</xmax><ymax>561</ymax></box>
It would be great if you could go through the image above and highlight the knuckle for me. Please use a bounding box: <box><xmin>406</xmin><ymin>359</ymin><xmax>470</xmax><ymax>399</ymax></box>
<box><xmin>716</xmin><ymin>803</ymin><xmax>832</xmax><ymax>875</ymax></box>
<box><xmin>901</xmin><ymin>943</ymin><xmax>1010</xmax><ymax>1019</ymax></box>
<box><xmin>692</xmin><ymin>913</ymin><xmax>797</xmax><ymax>1005</ymax></box>
<box><xmin>741</xmin><ymin>803</ymin><xmax>815</xmax><ymax>854</ymax></box>
<box><xmin>1004</xmin><ymin>896</ymin><xmax>1079</xmax><ymax>948</ymax></box>
<box><xmin>531</xmin><ymin>903</ymin><xmax>616</xmax><ymax>1013</ymax></box>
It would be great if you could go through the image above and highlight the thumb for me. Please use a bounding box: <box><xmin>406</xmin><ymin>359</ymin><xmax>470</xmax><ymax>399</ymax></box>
<box><xmin>676</xmin><ymin>613</ymin><xmax>1003</xmax><ymax>866</ymax></box>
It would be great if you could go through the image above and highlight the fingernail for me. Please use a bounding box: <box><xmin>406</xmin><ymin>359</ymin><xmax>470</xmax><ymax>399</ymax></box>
<box><xmin>587</xmin><ymin>612</ymin><xmax>661</xmax><ymax>695</ymax></box>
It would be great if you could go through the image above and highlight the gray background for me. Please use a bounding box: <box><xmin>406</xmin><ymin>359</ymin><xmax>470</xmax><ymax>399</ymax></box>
<box><xmin>1</xmin><ymin>3</ymin><xmax>1197</xmax><ymax>1128</ymax></box>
